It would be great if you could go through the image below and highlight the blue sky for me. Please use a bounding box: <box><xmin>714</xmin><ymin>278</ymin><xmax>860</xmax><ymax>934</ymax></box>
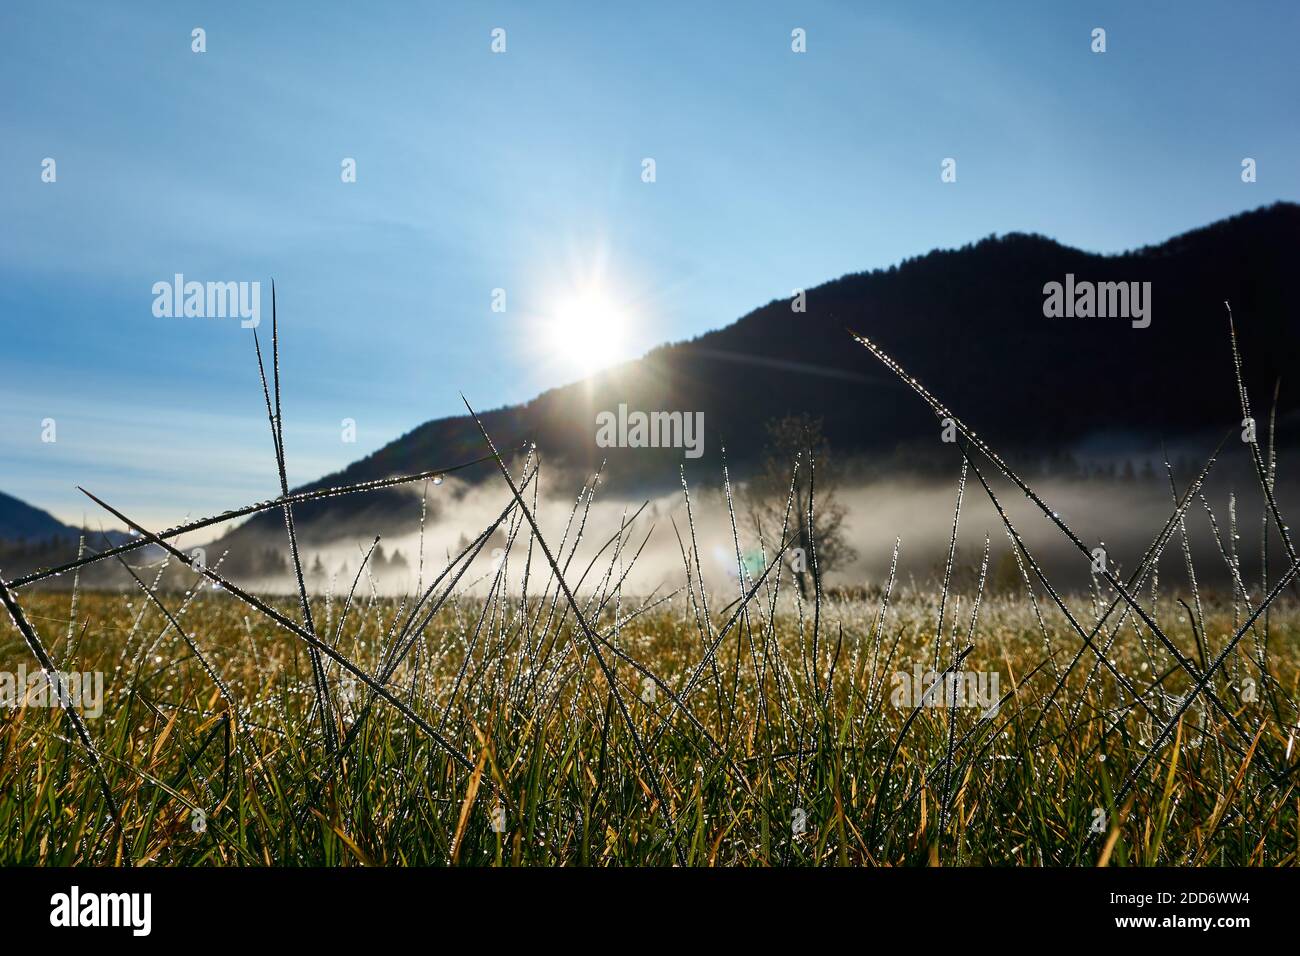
<box><xmin>1</xmin><ymin>0</ymin><xmax>1296</xmax><ymax>529</ymax></box>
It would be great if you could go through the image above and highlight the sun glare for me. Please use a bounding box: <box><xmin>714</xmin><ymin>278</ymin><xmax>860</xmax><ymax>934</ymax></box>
<box><xmin>550</xmin><ymin>286</ymin><xmax>626</xmax><ymax>374</ymax></box>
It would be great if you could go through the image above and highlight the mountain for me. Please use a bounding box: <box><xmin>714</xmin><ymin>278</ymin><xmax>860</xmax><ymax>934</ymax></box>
<box><xmin>0</xmin><ymin>491</ymin><xmax>88</xmax><ymax>582</ymax></box>
<box><xmin>224</xmin><ymin>202</ymin><xmax>1300</xmax><ymax>546</ymax></box>
<box><xmin>0</xmin><ymin>493</ymin><xmax>154</xmax><ymax>584</ymax></box>
<box><xmin>0</xmin><ymin>491</ymin><xmax>80</xmax><ymax>543</ymax></box>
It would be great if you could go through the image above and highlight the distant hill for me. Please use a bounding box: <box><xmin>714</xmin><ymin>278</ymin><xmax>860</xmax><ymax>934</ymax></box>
<box><xmin>0</xmin><ymin>491</ymin><xmax>92</xmax><ymax>584</ymax></box>
<box><xmin>0</xmin><ymin>490</ymin><xmax>80</xmax><ymax>543</ymax></box>
<box><xmin>0</xmin><ymin>493</ymin><xmax>154</xmax><ymax>585</ymax></box>
<box><xmin>223</xmin><ymin>202</ymin><xmax>1300</xmax><ymax>547</ymax></box>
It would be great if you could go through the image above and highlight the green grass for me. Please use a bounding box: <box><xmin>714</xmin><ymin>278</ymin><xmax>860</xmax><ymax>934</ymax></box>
<box><xmin>2</xmin><ymin>586</ymin><xmax>1296</xmax><ymax>866</ymax></box>
<box><xmin>3</xmin><ymin>310</ymin><xmax>1295</xmax><ymax>867</ymax></box>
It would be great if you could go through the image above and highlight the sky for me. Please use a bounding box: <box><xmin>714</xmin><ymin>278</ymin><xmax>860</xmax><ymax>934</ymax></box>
<box><xmin>1</xmin><ymin>0</ymin><xmax>1297</xmax><ymax>530</ymax></box>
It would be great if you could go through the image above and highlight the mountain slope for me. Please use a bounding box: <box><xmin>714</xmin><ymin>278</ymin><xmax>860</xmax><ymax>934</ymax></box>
<box><xmin>0</xmin><ymin>490</ymin><xmax>80</xmax><ymax>543</ymax></box>
<box><xmin>227</xmin><ymin>202</ymin><xmax>1300</xmax><ymax>544</ymax></box>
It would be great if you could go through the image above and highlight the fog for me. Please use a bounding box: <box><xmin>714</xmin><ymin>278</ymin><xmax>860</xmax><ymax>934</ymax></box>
<box><xmin>226</xmin><ymin>468</ymin><xmax>1299</xmax><ymax>598</ymax></box>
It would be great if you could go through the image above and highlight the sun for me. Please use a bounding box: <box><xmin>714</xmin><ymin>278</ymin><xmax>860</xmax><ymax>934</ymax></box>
<box><xmin>549</xmin><ymin>286</ymin><xmax>626</xmax><ymax>374</ymax></box>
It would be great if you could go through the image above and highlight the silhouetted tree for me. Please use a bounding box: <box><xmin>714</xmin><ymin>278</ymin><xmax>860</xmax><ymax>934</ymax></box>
<box><xmin>746</xmin><ymin>414</ymin><xmax>856</xmax><ymax>599</ymax></box>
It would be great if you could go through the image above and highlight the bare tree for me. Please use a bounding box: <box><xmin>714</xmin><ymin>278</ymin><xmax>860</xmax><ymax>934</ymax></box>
<box><xmin>746</xmin><ymin>414</ymin><xmax>856</xmax><ymax>598</ymax></box>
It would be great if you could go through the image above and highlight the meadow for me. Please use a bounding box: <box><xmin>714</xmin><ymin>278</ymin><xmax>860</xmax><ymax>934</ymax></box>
<box><xmin>1</xmin><ymin>319</ymin><xmax>1296</xmax><ymax>867</ymax></box>
<box><xmin>1</xmin><ymin>583</ymin><xmax>1296</xmax><ymax>866</ymax></box>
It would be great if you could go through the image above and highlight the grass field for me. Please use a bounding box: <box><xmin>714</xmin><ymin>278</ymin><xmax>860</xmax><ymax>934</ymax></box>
<box><xmin>2</xmin><ymin>581</ymin><xmax>1297</xmax><ymax>866</ymax></box>
<box><xmin>2</xmin><ymin>322</ymin><xmax>1296</xmax><ymax>867</ymax></box>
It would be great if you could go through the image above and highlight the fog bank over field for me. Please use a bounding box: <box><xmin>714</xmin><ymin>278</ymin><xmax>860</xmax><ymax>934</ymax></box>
<box><xmin>231</xmin><ymin>469</ymin><xmax>1300</xmax><ymax>598</ymax></box>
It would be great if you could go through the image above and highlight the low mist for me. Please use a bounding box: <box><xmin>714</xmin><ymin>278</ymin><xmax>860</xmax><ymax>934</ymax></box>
<box><xmin>216</xmin><ymin>466</ymin><xmax>1299</xmax><ymax>599</ymax></box>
